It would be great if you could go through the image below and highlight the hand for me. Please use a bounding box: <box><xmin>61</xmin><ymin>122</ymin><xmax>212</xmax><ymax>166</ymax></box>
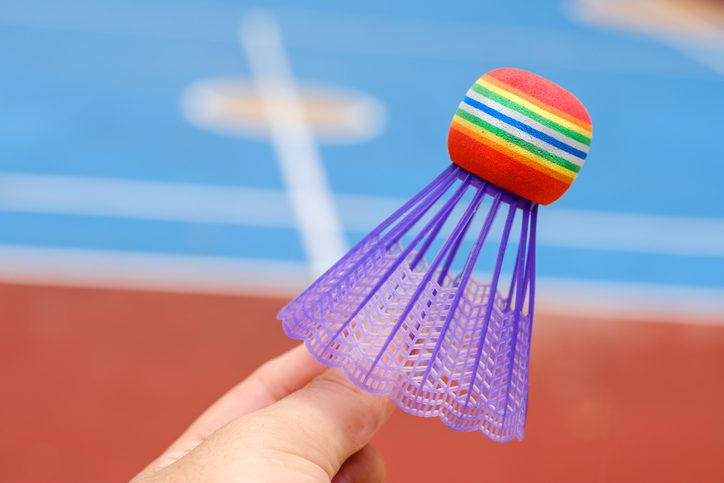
<box><xmin>132</xmin><ymin>344</ymin><xmax>396</xmax><ymax>482</ymax></box>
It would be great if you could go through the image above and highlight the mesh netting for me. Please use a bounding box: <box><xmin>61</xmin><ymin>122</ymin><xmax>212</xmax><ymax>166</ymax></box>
<box><xmin>278</xmin><ymin>165</ymin><xmax>537</xmax><ymax>441</ymax></box>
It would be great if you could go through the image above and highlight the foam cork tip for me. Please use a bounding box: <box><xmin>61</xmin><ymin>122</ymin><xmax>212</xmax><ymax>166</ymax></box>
<box><xmin>448</xmin><ymin>67</ymin><xmax>592</xmax><ymax>205</ymax></box>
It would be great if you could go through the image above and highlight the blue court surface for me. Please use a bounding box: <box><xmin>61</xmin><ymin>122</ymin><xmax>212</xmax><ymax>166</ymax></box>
<box><xmin>1</xmin><ymin>0</ymin><xmax>722</xmax><ymax>315</ymax></box>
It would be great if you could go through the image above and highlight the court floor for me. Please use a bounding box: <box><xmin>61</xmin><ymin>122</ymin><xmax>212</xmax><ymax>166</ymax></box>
<box><xmin>2</xmin><ymin>282</ymin><xmax>723</xmax><ymax>482</ymax></box>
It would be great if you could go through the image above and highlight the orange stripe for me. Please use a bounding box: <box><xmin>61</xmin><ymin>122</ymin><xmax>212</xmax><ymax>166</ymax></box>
<box><xmin>482</xmin><ymin>74</ymin><xmax>592</xmax><ymax>131</ymax></box>
<box><xmin>450</xmin><ymin>120</ymin><xmax>574</xmax><ymax>184</ymax></box>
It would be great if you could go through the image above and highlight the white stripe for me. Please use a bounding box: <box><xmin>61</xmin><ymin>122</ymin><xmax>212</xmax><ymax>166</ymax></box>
<box><xmin>0</xmin><ymin>244</ymin><xmax>721</xmax><ymax>321</ymax></box>
<box><xmin>537</xmin><ymin>276</ymin><xmax>724</xmax><ymax>323</ymax></box>
<box><xmin>0</xmin><ymin>245</ymin><xmax>307</xmax><ymax>297</ymax></box>
<box><xmin>0</xmin><ymin>173</ymin><xmax>294</xmax><ymax>227</ymax></box>
<box><xmin>0</xmin><ymin>172</ymin><xmax>723</xmax><ymax>258</ymax></box>
<box><xmin>537</xmin><ymin>208</ymin><xmax>724</xmax><ymax>258</ymax></box>
<box><xmin>466</xmin><ymin>88</ymin><xmax>590</xmax><ymax>153</ymax></box>
<box><xmin>457</xmin><ymin>101</ymin><xmax>585</xmax><ymax>168</ymax></box>
<box><xmin>240</xmin><ymin>11</ymin><xmax>346</xmax><ymax>277</ymax></box>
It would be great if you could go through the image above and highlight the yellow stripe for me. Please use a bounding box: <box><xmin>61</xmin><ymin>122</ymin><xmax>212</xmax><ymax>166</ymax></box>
<box><xmin>476</xmin><ymin>78</ymin><xmax>593</xmax><ymax>138</ymax></box>
<box><xmin>452</xmin><ymin>115</ymin><xmax>576</xmax><ymax>181</ymax></box>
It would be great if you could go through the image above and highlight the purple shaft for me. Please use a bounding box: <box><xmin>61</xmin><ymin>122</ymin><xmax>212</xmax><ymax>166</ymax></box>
<box><xmin>416</xmin><ymin>191</ymin><xmax>502</xmax><ymax>399</ymax></box>
<box><xmin>325</xmin><ymin>175</ymin><xmax>472</xmax><ymax>350</ymax></box>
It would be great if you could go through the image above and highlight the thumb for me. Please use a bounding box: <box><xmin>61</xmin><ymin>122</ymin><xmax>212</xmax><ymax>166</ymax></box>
<box><xmin>257</xmin><ymin>368</ymin><xmax>396</xmax><ymax>479</ymax></box>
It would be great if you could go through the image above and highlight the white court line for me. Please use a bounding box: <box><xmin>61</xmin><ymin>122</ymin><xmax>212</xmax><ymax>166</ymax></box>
<box><xmin>0</xmin><ymin>172</ymin><xmax>293</xmax><ymax>228</ymax></box>
<box><xmin>0</xmin><ymin>171</ymin><xmax>722</xmax><ymax>258</ymax></box>
<box><xmin>239</xmin><ymin>11</ymin><xmax>346</xmax><ymax>277</ymax></box>
<box><xmin>0</xmin><ymin>244</ymin><xmax>721</xmax><ymax>322</ymax></box>
<box><xmin>0</xmin><ymin>245</ymin><xmax>305</xmax><ymax>297</ymax></box>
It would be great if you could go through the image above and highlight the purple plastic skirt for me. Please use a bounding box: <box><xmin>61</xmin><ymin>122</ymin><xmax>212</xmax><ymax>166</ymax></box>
<box><xmin>279</xmin><ymin>164</ymin><xmax>538</xmax><ymax>442</ymax></box>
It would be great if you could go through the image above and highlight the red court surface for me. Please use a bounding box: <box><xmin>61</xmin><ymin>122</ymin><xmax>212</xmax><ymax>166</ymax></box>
<box><xmin>2</xmin><ymin>282</ymin><xmax>723</xmax><ymax>482</ymax></box>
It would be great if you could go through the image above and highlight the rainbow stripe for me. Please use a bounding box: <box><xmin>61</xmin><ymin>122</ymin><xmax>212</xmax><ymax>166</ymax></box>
<box><xmin>448</xmin><ymin>69</ymin><xmax>592</xmax><ymax>204</ymax></box>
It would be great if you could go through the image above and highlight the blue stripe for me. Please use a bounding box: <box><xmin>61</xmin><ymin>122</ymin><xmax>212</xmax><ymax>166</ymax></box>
<box><xmin>463</xmin><ymin>95</ymin><xmax>587</xmax><ymax>159</ymax></box>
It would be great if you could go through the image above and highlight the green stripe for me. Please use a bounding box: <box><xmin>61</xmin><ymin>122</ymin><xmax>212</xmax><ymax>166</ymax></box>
<box><xmin>455</xmin><ymin>108</ymin><xmax>581</xmax><ymax>174</ymax></box>
<box><xmin>470</xmin><ymin>83</ymin><xmax>591</xmax><ymax>146</ymax></box>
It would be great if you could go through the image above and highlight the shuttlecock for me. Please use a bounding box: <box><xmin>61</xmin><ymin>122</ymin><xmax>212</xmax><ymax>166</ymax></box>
<box><xmin>278</xmin><ymin>67</ymin><xmax>592</xmax><ymax>442</ymax></box>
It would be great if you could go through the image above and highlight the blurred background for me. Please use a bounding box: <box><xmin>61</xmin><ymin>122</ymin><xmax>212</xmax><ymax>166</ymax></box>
<box><xmin>1</xmin><ymin>0</ymin><xmax>723</xmax><ymax>481</ymax></box>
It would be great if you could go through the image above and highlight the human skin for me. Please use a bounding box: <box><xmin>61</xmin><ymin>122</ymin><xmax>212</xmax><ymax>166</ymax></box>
<box><xmin>132</xmin><ymin>344</ymin><xmax>396</xmax><ymax>482</ymax></box>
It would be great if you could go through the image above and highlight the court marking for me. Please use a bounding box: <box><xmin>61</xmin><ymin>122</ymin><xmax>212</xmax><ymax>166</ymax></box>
<box><xmin>239</xmin><ymin>11</ymin><xmax>346</xmax><ymax>276</ymax></box>
<box><xmin>0</xmin><ymin>171</ymin><xmax>721</xmax><ymax>258</ymax></box>
<box><xmin>0</xmin><ymin>244</ymin><xmax>721</xmax><ymax>321</ymax></box>
<box><xmin>180</xmin><ymin>77</ymin><xmax>387</xmax><ymax>144</ymax></box>
<box><xmin>0</xmin><ymin>245</ymin><xmax>304</xmax><ymax>297</ymax></box>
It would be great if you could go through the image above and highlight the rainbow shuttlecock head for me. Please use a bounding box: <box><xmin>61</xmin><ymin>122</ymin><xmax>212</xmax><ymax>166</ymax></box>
<box><xmin>278</xmin><ymin>68</ymin><xmax>592</xmax><ymax>441</ymax></box>
<box><xmin>449</xmin><ymin>67</ymin><xmax>592</xmax><ymax>204</ymax></box>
